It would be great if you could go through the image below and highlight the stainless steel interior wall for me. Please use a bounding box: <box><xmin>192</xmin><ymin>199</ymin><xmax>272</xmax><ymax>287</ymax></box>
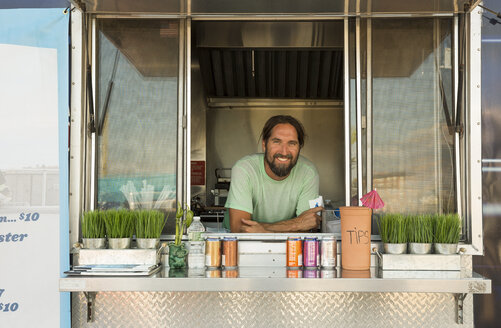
<box><xmin>204</xmin><ymin>107</ymin><xmax>345</xmax><ymax>207</ymax></box>
<box><xmin>71</xmin><ymin>291</ymin><xmax>474</xmax><ymax>327</ymax></box>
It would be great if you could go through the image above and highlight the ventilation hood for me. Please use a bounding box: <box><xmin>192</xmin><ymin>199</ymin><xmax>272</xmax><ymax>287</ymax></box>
<box><xmin>196</xmin><ymin>22</ymin><xmax>343</xmax><ymax>101</ymax></box>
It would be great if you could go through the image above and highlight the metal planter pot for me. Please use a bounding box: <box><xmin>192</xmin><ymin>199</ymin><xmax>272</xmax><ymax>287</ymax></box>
<box><xmin>136</xmin><ymin>238</ymin><xmax>160</xmax><ymax>249</ymax></box>
<box><xmin>108</xmin><ymin>237</ymin><xmax>131</xmax><ymax>249</ymax></box>
<box><xmin>82</xmin><ymin>238</ymin><xmax>106</xmax><ymax>249</ymax></box>
<box><xmin>383</xmin><ymin>243</ymin><xmax>407</xmax><ymax>254</ymax></box>
<box><xmin>434</xmin><ymin>243</ymin><xmax>458</xmax><ymax>255</ymax></box>
<box><xmin>408</xmin><ymin>242</ymin><xmax>433</xmax><ymax>254</ymax></box>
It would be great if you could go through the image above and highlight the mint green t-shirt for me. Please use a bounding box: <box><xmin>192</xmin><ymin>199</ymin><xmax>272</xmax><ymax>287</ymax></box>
<box><xmin>223</xmin><ymin>153</ymin><xmax>319</xmax><ymax>229</ymax></box>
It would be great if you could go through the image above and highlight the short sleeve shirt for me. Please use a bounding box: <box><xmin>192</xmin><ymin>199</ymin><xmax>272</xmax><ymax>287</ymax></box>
<box><xmin>224</xmin><ymin>153</ymin><xmax>319</xmax><ymax>226</ymax></box>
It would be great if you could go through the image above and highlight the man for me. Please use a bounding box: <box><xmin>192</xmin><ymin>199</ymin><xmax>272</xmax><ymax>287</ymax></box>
<box><xmin>223</xmin><ymin>115</ymin><xmax>323</xmax><ymax>233</ymax></box>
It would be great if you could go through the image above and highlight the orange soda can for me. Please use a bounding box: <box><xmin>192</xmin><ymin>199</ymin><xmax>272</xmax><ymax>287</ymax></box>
<box><xmin>222</xmin><ymin>269</ymin><xmax>238</xmax><ymax>278</ymax></box>
<box><xmin>287</xmin><ymin>269</ymin><xmax>303</xmax><ymax>278</ymax></box>
<box><xmin>205</xmin><ymin>238</ymin><xmax>221</xmax><ymax>267</ymax></box>
<box><xmin>222</xmin><ymin>237</ymin><xmax>238</xmax><ymax>268</ymax></box>
<box><xmin>286</xmin><ymin>237</ymin><xmax>303</xmax><ymax>268</ymax></box>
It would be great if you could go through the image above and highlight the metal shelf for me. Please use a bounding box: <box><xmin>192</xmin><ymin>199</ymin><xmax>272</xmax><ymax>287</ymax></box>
<box><xmin>60</xmin><ymin>269</ymin><xmax>491</xmax><ymax>294</ymax></box>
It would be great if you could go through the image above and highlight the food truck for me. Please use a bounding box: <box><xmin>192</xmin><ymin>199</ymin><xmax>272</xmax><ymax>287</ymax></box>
<box><xmin>43</xmin><ymin>0</ymin><xmax>495</xmax><ymax>326</ymax></box>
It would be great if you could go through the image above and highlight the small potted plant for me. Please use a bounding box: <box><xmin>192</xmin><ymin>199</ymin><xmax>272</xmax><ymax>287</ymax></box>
<box><xmin>407</xmin><ymin>215</ymin><xmax>433</xmax><ymax>254</ymax></box>
<box><xmin>168</xmin><ymin>202</ymin><xmax>194</xmax><ymax>268</ymax></box>
<box><xmin>104</xmin><ymin>209</ymin><xmax>135</xmax><ymax>249</ymax></box>
<box><xmin>81</xmin><ymin>210</ymin><xmax>106</xmax><ymax>249</ymax></box>
<box><xmin>378</xmin><ymin>213</ymin><xmax>407</xmax><ymax>254</ymax></box>
<box><xmin>135</xmin><ymin>210</ymin><xmax>166</xmax><ymax>249</ymax></box>
<box><xmin>433</xmin><ymin>213</ymin><xmax>461</xmax><ymax>254</ymax></box>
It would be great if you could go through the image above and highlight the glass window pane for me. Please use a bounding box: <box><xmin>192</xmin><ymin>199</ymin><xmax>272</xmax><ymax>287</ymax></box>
<box><xmin>371</xmin><ymin>18</ymin><xmax>455</xmax><ymax>215</ymax></box>
<box><xmin>96</xmin><ymin>20</ymin><xmax>179</xmax><ymax>214</ymax></box>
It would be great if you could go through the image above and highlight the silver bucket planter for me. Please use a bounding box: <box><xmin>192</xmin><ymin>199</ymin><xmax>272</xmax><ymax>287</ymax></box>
<box><xmin>108</xmin><ymin>237</ymin><xmax>131</xmax><ymax>249</ymax></box>
<box><xmin>136</xmin><ymin>238</ymin><xmax>160</xmax><ymax>249</ymax></box>
<box><xmin>434</xmin><ymin>243</ymin><xmax>458</xmax><ymax>255</ymax></box>
<box><xmin>383</xmin><ymin>243</ymin><xmax>407</xmax><ymax>254</ymax></box>
<box><xmin>82</xmin><ymin>238</ymin><xmax>106</xmax><ymax>249</ymax></box>
<box><xmin>408</xmin><ymin>243</ymin><xmax>433</xmax><ymax>254</ymax></box>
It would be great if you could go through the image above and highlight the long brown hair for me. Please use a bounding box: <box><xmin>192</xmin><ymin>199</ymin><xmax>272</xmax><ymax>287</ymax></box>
<box><xmin>260</xmin><ymin>115</ymin><xmax>306</xmax><ymax>148</ymax></box>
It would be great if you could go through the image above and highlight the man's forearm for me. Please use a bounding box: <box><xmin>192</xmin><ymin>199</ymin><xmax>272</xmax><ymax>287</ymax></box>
<box><xmin>261</xmin><ymin>217</ymin><xmax>303</xmax><ymax>232</ymax></box>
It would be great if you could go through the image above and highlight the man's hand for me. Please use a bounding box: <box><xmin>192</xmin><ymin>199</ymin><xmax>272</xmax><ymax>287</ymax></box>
<box><xmin>293</xmin><ymin>207</ymin><xmax>323</xmax><ymax>231</ymax></box>
<box><xmin>240</xmin><ymin>218</ymin><xmax>269</xmax><ymax>233</ymax></box>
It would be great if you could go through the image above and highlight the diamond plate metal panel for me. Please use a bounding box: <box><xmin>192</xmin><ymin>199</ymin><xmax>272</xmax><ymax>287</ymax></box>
<box><xmin>72</xmin><ymin>292</ymin><xmax>473</xmax><ymax>327</ymax></box>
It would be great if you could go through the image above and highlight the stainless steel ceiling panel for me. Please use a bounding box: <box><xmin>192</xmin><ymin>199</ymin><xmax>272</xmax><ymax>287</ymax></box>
<box><xmin>196</xmin><ymin>22</ymin><xmax>344</xmax><ymax>48</ymax></box>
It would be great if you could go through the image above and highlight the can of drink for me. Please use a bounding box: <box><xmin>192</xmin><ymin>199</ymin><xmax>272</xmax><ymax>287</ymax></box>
<box><xmin>205</xmin><ymin>268</ymin><xmax>221</xmax><ymax>278</ymax></box>
<box><xmin>222</xmin><ymin>237</ymin><xmax>238</xmax><ymax>268</ymax></box>
<box><xmin>205</xmin><ymin>237</ymin><xmax>221</xmax><ymax>267</ymax></box>
<box><xmin>287</xmin><ymin>269</ymin><xmax>303</xmax><ymax>278</ymax></box>
<box><xmin>320</xmin><ymin>269</ymin><xmax>337</xmax><ymax>279</ymax></box>
<box><xmin>303</xmin><ymin>268</ymin><xmax>319</xmax><ymax>278</ymax></box>
<box><xmin>320</xmin><ymin>236</ymin><xmax>337</xmax><ymax>268</ymax></box>
<box><xmin>303</xmin><ymin>237</ymin><xmax>319</xmax><ymax>267</ymax></box>
<box><xmin>286</xmin><ymin>237</ymin><xmax>303</xmax><ymax>268</ymax></box>
<box><xmin>222</xmin><ymin>269</ymin><xmax>239</xmax><ymax>278</ymax></box>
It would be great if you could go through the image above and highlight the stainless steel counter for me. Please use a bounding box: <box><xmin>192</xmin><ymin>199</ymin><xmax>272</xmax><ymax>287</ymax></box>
<box><xmin>59</xmin><ymin>267</ymin><xmax>491</xmax><ymax>294</ymax></box>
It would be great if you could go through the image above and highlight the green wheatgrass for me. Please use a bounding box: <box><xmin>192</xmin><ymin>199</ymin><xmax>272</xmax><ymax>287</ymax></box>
<box><xmin>135</xmin><ymin>210</ymin><xmax>166</xmax><ymax>239</ymax></box>
<box><xmin>81</xmin><ymin>210</ymin><xmax>106</xmax><ymax>239</ymax></box>
<box><xmin>378</xmin><ymin>213</ymin><xmax>407</xmax><ymax>244</ymax></box>
<box><xmin>103</xmin><ymin>209</ymin><xmax>135</xmax><ymax>239</ymax></box>
<box><xmin>433</xmin><ymin>213</ymin><xmax>461</xmax><ymax>244</ymax></box>
<box><xmin>407</xmin><ymin>214</ymin><xmax>434</xmax><ymax>244</ymax></box>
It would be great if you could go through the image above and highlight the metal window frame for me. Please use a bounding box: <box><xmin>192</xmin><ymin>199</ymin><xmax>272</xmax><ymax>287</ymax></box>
<box><xmin>464</xmin><ymin>7</ymin><xmax>483</xmax><ymax>254</ymax></box>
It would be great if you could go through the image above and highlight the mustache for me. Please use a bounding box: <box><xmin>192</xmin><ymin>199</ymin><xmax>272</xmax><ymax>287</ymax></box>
<box><xmin>274</xmin><ymin>153</ymin><xmax>293</xmax><ymax>160</ymax></box>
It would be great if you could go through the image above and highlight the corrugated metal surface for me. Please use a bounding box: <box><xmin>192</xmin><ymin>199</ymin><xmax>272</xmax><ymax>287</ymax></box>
<box><xmin>72</xmin><ymin>291</ymin><xmax>473</xmax><ymax>327</ymax></box>
<box><xmin>198</xmin><ymin>49</ymin><xmax>343</xmax><ymax>99</ymax></box>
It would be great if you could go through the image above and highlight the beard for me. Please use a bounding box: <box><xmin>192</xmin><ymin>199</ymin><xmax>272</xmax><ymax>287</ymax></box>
<box><xmin>264</xmin><ymin>147</ymin><xmax>299</xmax><ymax>178</ymax></box>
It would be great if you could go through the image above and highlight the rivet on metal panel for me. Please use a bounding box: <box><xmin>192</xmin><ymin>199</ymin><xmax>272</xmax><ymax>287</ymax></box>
<box><xmin>477</xmin><ymin>85</ymin><xmax>480</xmax><ymax>88</ymax></box>
<box><xmin>478</xmin><ymin>196</ymin><xmax>481</xmax><ymax>200</ymax></box>
<box><xmin>72</xmin><ymin>82</ymin><xmax>75</xmax><ymax>85</ymax></box>
<box><xmin>477</xmin><ymin>122</ymin><xmax>480</xmax><ymax>125</ymax></box>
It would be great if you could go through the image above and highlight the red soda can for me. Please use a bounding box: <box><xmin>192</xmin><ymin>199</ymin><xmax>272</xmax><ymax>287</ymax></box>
<box><xmin>286</xmin><ymin>237</ymin><xmax>303</xmax><ymax>268</ymax></box>
<box><xmin>303</xmin><ymin>237</ymin><xmax>319</xmax><ymax>267</ymax></box>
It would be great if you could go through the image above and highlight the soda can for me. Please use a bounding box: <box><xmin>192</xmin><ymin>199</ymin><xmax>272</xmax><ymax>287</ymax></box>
<box><xmin>205</xmin><ymin>237</ymin><xmax>221</xmax><ymax>267</ymax></box>
<box><xmin>205</xmin><ymin>268</ymin><xmax>221</xmax><ymax>278</ymax></box>
<box><xmin>303</xmin><ymin>268</ymin><xmax>319</xmax><ymax>278</ymax></box>
<box><xmin>222</xmin><ymin>237</ymin><xmax>238</xmax><ymax>268</ymax></box>
<box><xmin>287</xmin><ymin>269</ymin><xmax>303</xmax><ymax>278</ymax></box>
<box><xmin>286</xmin><ymin>237</ymin><xmax>303</xmax><ymax>268</ymax></box>
<box><xmin>303</xmin><ymin>237</ymin><xmax>319</xmax><ymax>268</ymax></box>
<box><xmin>222</xmin><ymin>269</ymin><xmax>239</xmax><ymax>278</ymax></box>
<box><xmin>320</xmin><ymin>236</ymin><xmax>337</xmax><ymax>268</ymax></box>
<box><xmin>320</xmin><ymin>269</ymin><xmax>337</xmax><ymax>279</ymax></box>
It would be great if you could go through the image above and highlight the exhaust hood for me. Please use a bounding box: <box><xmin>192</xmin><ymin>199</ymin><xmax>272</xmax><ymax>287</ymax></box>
<box><xmin>196</xmin><ymin>22</ymin><xmax>344</xmax><ymax>101</ymax></box>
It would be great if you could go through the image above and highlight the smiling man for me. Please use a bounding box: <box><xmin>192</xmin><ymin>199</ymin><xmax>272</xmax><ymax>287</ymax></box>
<box><xmin>223</xmin><ymin>115</ymin><xmax>323</xmax><ymax>233</ymax></box>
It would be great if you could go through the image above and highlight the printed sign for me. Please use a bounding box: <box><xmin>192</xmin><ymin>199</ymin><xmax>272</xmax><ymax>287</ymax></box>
<box><xmin>191</xmin><ymin>161</ymin><xmax>206</xmax><ymax>186</ymax></box>
<box><xmin>0</xmin><ymin>8</ymin><xmax>69</xmax><ymax>328</ymax></box>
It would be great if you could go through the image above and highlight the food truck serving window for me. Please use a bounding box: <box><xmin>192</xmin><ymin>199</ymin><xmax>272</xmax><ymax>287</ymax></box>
<box><xmin>94</xmin><ymin>19</ymin><xmax>179</xmax><ymax>213</ymax></box>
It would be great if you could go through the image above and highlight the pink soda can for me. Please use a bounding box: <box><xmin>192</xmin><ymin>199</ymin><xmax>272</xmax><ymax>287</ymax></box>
<box><xmin>303</xmin><ymin>237</ymin><xmax>319</xmax><ymax>268</ymax></box>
